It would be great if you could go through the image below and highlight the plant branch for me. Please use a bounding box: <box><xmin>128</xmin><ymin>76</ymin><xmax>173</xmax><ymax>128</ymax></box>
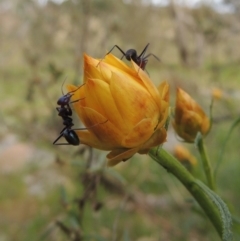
<box><xmin>149</xmin><ymin>147</ymin><xmax>222</xmax><ymax>238</ymax></box>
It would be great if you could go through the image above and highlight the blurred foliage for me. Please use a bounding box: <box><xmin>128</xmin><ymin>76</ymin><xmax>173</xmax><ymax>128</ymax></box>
<box><xmin>1</xmin><ymin>0</ymin><xmax>240</xmax><ymax>240</ymax></box>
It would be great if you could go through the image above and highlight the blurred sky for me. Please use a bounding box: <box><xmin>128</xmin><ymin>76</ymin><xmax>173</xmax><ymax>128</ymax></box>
<box><xmin>149</xmin><ymin>0</ymin><xmax>233</xmax><ymax>12</ymax></box>
<box><xmin>37</xmin><ymin>0</ymin><xmax>233</xmax><ymax>13</ymax></box>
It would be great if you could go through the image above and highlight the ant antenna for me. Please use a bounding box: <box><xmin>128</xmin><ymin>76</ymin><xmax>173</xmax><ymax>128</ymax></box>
<box><xmin>60</xmin><ymin>76</ymin><xmax>68</xmax><ymax>96</ymax></box>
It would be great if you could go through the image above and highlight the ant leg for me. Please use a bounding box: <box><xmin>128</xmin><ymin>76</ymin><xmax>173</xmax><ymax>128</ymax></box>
<box><xmin>53</xmin><ymin>132</ymin><xmax>64</xmax><ymax>145</ymax></box>
<box><xmin>73</xmin><ymin>119</ymin><xmax>108</xmax><ymax>131</ymax></box>
<box><xmin>138</xmin><ymin>43</ymin><xmax>150</xmax><ymax>58</ymax></box>
<box><xmin>59</xmin><ymin>126</ymin><xmax>67</xmax><ymax>134</ymax></box>
<box><xmin>53</xmin><ymin>137</ymin><xmax>74</xmax><ymax>145</ymax></box>
<box><xmin>106</xmin><ymin>45</ymin><xmax>126</xmax><ymax>56</ymax></box>
<box><xmin>143</xmin><ymin>53</ymin><xmax>161</xmax><ymax>62</ymax></box>
<box><xmin>53</xmin><ymin>129</ymin><xmax>78</xmax><ymax>145</ymax></box>
<box><xmin>54</xmin><ymin>143</ymin><xmax>72</xmax><ymax>145</ymax></box>
<box><xmin>69</xmin><ymin>97</ymin><xmax>85</xmax><ymax>105</ymax></box>
<box><xmin>97</xmin><ymin>45</ymin><xmax>126</xmax><ymax>67</ymax></box>
<box><xmin>67</xmin><ymin>85</ymin><xmax>85</xmax><ymax>104</ymax></box>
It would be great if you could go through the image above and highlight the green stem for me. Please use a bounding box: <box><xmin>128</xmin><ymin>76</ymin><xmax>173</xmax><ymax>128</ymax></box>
<box><xmin>149</xmin><ymin>148</ymin><xmax>222</xmax><ymax>238</ymax></box>
<box><xmin>197</xmin><ymin>137</ymin><xmax>216</xmax><ymax>190</ymax></box>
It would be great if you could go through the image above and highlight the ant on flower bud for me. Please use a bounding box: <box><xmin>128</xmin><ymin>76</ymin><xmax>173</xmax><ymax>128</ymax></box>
<box><xmin>53</xmin><ymin>83</ymin><xmax>107</xmax><ymax>145</ymax></box>
<box><xmin>105</xmin><ymin>43</ymin><xmax>160</xmax><ymax>70</ymax></box>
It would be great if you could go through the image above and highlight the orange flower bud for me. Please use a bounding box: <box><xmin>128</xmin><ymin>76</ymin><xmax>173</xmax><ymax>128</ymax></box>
<box><xmin>174</xmin><ymin>145</ymin><xmax>197</xmax><ymax>166</ymax></box>
<box><xmin>67</xmin><ymin>54</ymin><xmax>170</xmax><ymax>166</ymax></box>
<box><xmin>172</xmin><ymin>88</ymin><xmax>210</xmax><ymax>142</ymax></box>
<box><xmin>212</xmin><ymin>88</ymin><xmax>223</xmax><ymax>100</ymax></box>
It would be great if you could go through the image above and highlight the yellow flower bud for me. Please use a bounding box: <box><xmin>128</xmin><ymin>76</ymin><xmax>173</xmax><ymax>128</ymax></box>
<box><xmin>67</xmin><ymin>54</ymin><xmax>170</xmax><ymax>166</ymax></box>
<box><xmin>174</xmin><ymin>145</ymin><xmax>197</xmax><ymax>166</ymax></box>
<box><xmin>212</xmin><ymin>88</ymin><xmax>223</xmax><ymax>100</ymax></box>
<box><xmin>172</xmin><ymin>88</ymin><xmax>210</xmax><ymax>142</ymax></box>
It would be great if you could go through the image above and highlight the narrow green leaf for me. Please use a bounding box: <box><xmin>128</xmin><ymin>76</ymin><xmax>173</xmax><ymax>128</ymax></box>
<box><xmin>214</xmin><ymin>116</ymin><xmax>240</xmax><ymax>177</ymax></box>
<box><xmin>196</xmin><ymin>180</ymin><xmax>233</xmax><ymax>241</ymax></box>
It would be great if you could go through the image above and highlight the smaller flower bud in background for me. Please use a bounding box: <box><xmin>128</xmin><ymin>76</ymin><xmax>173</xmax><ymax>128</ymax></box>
<box><xmin>174</xmin><ymin>145</ymin><xmax>197</xmax><ymax>169</ymax></box>
<box><xmin>212</xmin><ymin>88</ymin><xmax>223</xmax><ymax>100</ymax></box>
<box><xmin>172</xmin><ymin>88</ymin><xmax>210</xmax><ymax>143</ymax></box>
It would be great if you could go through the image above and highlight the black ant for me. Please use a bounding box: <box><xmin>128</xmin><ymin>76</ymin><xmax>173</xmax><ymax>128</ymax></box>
<box><xmin>53</xmin><ymin>84</ymin><xmax>107</xmax><ymax>145</ymax></box>
<box><xmin>53</xmin><ymin>84</ymin><xmax>84</xmax><ymax>145</ymax></box>
<box><xmin>105</xmin><ymin>43</ymin><xmax>160</xmax><ymax>70</ymax></box>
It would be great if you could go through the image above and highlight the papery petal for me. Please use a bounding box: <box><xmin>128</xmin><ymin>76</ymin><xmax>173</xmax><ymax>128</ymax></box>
<box><xmin>132</xmin><ymin>60</ymin><xmax>162</xmax><ymax>111</ymax></box>
<box><xmin>157</xmin><ymin>101</ymin><xmax>169</xmax><ymax>129</ymax></box>
<box><xmin>158</xmin><ymin>81</ymin><xmax>170</xmax><ymax>102</ymax></box>
<box><xmin>84</xmin><ymin>54</ymin><xmax>100</xmax><ymax>69</ymax></box>
<box><xmin>181</xmin><ymin>111</ymin><xmax>202</xmax><ymax>134</ymax></box>
<box><xmin>109</xmin><ymin>72</ymin><xmax>159</xmax><ymax>128</ymax></box>
<box><xmin>84</xmin><ymin>55</ymin><xmax>113</xmax><ymax>84</ymax></box>
<box><xmin>81</xmin><ymin>107</ymin><xmax>124</xmax><ymax>147</ymax></box>
<box><xmin>122</xmin><ymin>118</ymin><xmax>156</xmax><ymax>148</ymax></box>
<box><xmin>139</xmin><ymin>128</ymin><xmax>167</xmax><ymax>154</ymax></box>
<box><xmin>84</xmin><ymin>78</ymin><xmax>127</xmax><ymax>132</ymax></box>
<box><xmin>103</xmin><ymin>53</ymin><xmax>137</xmax><ymax>77</ymax></box>
<box><xmin>84</xmin><ymin>78</ymin><xmax>109</xmax><ymax>117</ymax></box>
<box><xmin>75</xmin><ymin>130</ymin><xmax>115</xmax><ymax>150</ymax></box>
<box><xmin>79</xmin><ymin>107</ymin><xmax>124</xmax><ymax>147</ymax></box>
<box><xmin>201</xmin><ymin>116</ymin><xmax>211</xmax><ymax>134</ymax></box>
<box><xmin>107</xmin><ymin>147</ymin><xmax>140</xmax><ymax>166</ymax></box>
<box><xmin>84</xmin><ymin>60</ymin><xmax>106</xmax><ymax>81</ymax></box>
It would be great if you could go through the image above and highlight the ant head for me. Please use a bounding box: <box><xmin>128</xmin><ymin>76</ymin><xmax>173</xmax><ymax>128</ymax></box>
<box><xmin>57</xmin><ymin>93</ymin><xmax>72</xmax><ymax>106</ymax></box>
<box><xmin>125</xmin><ymin>49</ymin><xmax>137</xmax><ymax>61</ymax></box>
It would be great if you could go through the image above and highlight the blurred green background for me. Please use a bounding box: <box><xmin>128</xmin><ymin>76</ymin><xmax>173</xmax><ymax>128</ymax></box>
<box><xmin>1</xmin><ymin>0</ymin><xmax>240</xmax><ymax>240</ymax></box>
